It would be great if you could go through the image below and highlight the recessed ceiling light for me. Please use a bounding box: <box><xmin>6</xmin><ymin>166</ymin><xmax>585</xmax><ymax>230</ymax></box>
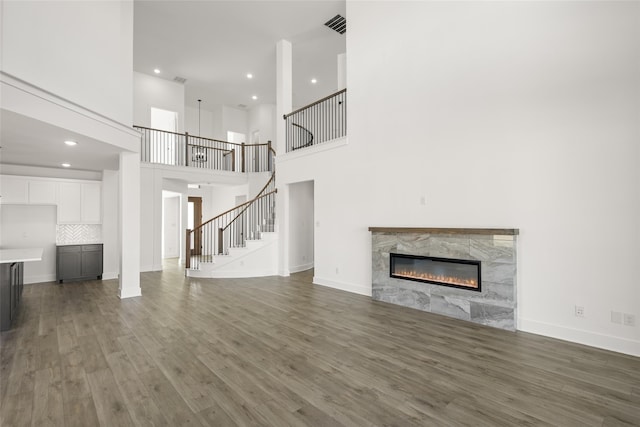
<box><xmin>154</xmin><ymin>68</ymin><xmax>161</xmax><ymax>74</ymax></box>
<box><xmin>64</xmin><ymin>140</ymin><xmax>77</xmax><ymax>146</ymax></box>
<box><xmin>61</xmin><ymin>163</ymin><xmax>71</xmax><ymax>168</ymax></box>
<box><xmin>246</xmin><ymin>73</ymin><xmax>253</xmax><ymax>79</ymax></box>
<box><xmin>252</xmin><ymin>95</ymin><xmax>258</xmax><ymax>100</ymax></box>
<box><xmin>311</xmin><ymin>78</ymin><xmax>317</xmax><ymax>84</ymax></box>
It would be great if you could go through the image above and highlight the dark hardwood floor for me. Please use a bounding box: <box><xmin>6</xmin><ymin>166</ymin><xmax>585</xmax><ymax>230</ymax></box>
<box><xmin>1</xmin><ymin>260</ymin><xmax>639</xmax><ymax>426</ymax></box>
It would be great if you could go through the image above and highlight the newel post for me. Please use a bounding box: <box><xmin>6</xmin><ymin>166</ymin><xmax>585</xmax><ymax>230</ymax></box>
<box><xmin>185</xmin><ymin>229</ymin><xmax>191</xmax><ymax>269</ymax></box>
<box><xmin>241</xmin><ymin>143</ymin><xmax>246</xmax><ymax>173</ymax></box>
<box><xmin>267</xmin><ymin>140</ymin><xmax>273</xmax><ymax>171</ymax></box>
<box><xmin>185</xmin><ymin>132</ymin><xmax>190</xmax><ymax>167</ymax></box>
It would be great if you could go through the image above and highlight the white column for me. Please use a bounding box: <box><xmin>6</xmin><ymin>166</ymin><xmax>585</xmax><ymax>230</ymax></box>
<box><xmin>276</xmin><ymin>39</ymin><xmax>292</xmax><ymax>155</ymax></box>
<box><xmin>118</xmin><ymin>151</ymin><xmax>141</xmax><ymax>298</ymax></box>
<box><xmin>337</xmin><ymin>53</ymin><xmax>347</xmax><ymax>90</ymax></box>
<box><xmin>276</xmin><ymin>39</ymin><xmax>293</xmax><ymax>276</ymax></box>
<box><xmin>101</xmin><ymin>169</ymin><xmax>119</xmax><ymax>280</ymax></box>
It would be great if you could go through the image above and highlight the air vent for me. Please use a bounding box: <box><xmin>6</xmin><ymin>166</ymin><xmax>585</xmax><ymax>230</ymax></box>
<box><xmin>173</xmin><ymin>76</ymin><xmax>187</xmax><ymax>84</ymax></box>
<box><xmin>237</xmin><ymin>104</ymin><xmax>247</xmax><ymax>109</ymax></box>
<box><xmin>325</xmin><ymin>14</ymin><xmax>346</xmax><ymax>34</ymax></box>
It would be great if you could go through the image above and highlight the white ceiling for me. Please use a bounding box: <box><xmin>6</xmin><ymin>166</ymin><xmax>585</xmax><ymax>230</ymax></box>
<box><xmin>0</xmin><ymin>110</ymin><xmax>123</xmax><ymax>172</ymax></box>
<box><xmin>134</xmin><ymin>0</ymin><xmax>346</xmax><ymax>110</ymax></box>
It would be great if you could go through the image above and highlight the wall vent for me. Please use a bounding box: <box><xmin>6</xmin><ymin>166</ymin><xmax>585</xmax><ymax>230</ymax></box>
<box><xmin>173</xmin><ymin>76</ymin><xmax>187</xmax><ymax>84</ymax></box>
<box><xmin>237</xmin><ymin>104</ymin><xmax>247</xmax><ymax>109</ymax></box>
<box><xmin>324</xmin><ymin>14</ymin><xmax>346</xmax><ymax>34</ymax></box>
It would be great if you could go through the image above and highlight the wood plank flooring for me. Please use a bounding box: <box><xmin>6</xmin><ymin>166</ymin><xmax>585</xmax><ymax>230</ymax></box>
<box><xmin>1</xmin><ymin>260</ymin><xmax>639</xmax><ymax>426</ymax></box>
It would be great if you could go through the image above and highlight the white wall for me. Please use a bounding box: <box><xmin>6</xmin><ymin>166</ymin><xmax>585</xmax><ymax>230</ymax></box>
<box><xmin>140</xmin><ymin>167</ymin><xmax>163</xmax><ymax>272</ymax></box>
<box><xmin>279</xmin><ymin>1</ymin><xmax>640</xmax><ymax>356</ymax></box>
<box><xmin>1</xmin><ymin>0</ymin><xmax>133</xmax><ymax>125</ymax></box>
<box><xmin>133</xmin><ymin>72</ymin><xmax>185</xmax><ymax>131</ymax></box>
<box><xmin>188</xmin><ymin>184</ymin><xmax>248</xmax><ymax>222</ymax></box>
<box><xmin>185</xmin><ymin>105</ymin><xmax>216</xmax><ymax>139</ymax></box>
<box><xmin>0</xmin><ymin>205</ymin><xmax>57</xmax><ymax>284</ymax></box>
<box><xmin>248</xmin><ymin>104</ymin><xmax>277</xmax><ymax>146</ymax></box>
<box><xmin>288</xmin><ymin>181</ymin><xmax>314</xmax><ymax>273</ymax></box>
<box><xmin>162</xmin><ymin>194</ymin><xmax>180</xmax><ymax>258</ymax></box>
<box><xmin>222</xmin><ymin>106</ymin><xmax>249</xmax><ymax>139</ymax></box>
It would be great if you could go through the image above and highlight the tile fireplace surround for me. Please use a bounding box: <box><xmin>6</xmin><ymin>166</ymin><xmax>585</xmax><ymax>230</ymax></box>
<box><xmin>370</xmin><ymin>227</ymin><xmax>519</xmax><ymax>331</ymax></box>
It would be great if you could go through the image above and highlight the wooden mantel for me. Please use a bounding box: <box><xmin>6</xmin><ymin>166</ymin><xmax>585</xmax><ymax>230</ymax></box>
<box><xmin>368</xmin><ymin>227</ymin><xmax>519</xmax><ymax>236</ymax></box>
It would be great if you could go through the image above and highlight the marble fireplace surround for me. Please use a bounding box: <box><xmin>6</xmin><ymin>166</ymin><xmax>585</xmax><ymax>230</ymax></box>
<box><xmin>370</xmin><ymin>227</ymin><xmax>519</xmax><ymax>331</ymax></box>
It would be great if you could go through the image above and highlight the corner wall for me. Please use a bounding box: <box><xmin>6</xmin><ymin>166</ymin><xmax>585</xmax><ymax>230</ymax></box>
<box><xmin>281</xmin><ymin>1</ymin><xmax>640</xmax><ymax>355</ymax></box>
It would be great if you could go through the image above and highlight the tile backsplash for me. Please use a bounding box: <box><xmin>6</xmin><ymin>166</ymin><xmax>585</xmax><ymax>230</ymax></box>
<box><xmin>56</xmin><ymin>224</ymin><xmax>102</xmax><ymax>245</ymax></box>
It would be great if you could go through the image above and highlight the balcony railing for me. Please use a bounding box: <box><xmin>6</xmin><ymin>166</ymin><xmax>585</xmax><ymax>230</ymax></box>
<box><xmin>134</xmin><ymin>126</ymin><xmax>274</xmax><ymax>173</ymax></box>
<box><xmin>283</xmin><ymin>89</ymin><xmax>346</xmax><ymax>152</ymax></box>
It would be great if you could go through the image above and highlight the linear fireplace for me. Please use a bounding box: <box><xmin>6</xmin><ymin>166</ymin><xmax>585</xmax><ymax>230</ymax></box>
<box><xmin>390</xmin><ymin>253</ymin><xmax>481</xmax><ymax>292</ymax></box>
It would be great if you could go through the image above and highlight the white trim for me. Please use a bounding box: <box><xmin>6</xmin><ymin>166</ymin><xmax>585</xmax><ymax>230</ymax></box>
<box><xmin>118</xmin><ymin>287</ymin><xmax>141</xmax><ymax>299</ymax></box>
<box><xmin>1</xmin><ymin>71</ymin><xmax>139</xmax><ymax>139</ymax></box>
<box><xmin>289</xmin><ymin>262</ymin><xmax>314</xmax><ymax>274</ymax></box>
<box><xmin>24</xmin><ymin>274</ymin><xmax>56</xmax><ymax>284</ymax></box>
<box><xmin>519</xmin><ymin>317</ymin><xmax>640</xmax><ymax>357</ymax></box>
<box><xmin>140</xmin><ymin>264</ymin><xmax>162</xmax><ymax>273</ymax></box>
<box><xmin>187</xmin><ymin>268</ymin><xmax>278</xmax><ymax>279</ymax></box>
<box><xmin>102</xmin><ymin>272</ymin><xmax>118</xmax><ymax>280</ymax></box>
<box><xmin>313</xmin><ymin>276</ymin><xmax>372</xmax><ymax>296</ymax></box>
<box><xmin>276</xmin><ymin>137</ymin><xmax>348</xmax><ymax>164</ymax></box>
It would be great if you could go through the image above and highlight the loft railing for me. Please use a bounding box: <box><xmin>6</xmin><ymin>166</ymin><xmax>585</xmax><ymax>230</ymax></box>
<box><xmin>283</xmin><ymin>88</ymin><xmax>346</xmax><ymax>152</ymax></box>
<box><xmin>134</xmin><ymin>126</ymin><xmax>274</xmax><ymax>173</ymax></box>
<box><xmin>185</xmin><ymin>173</ymin><xmax>276</xmax><ymax>269</ymax></box>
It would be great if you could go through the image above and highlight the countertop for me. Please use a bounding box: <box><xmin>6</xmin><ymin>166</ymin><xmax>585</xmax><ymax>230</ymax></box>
<box><xmin>56</xmin><ymin>242</ymin><xmax>103</xmax><ymax>247</ymax></box>
<box><xmin>0</xmin><ymin>248</ymin><xmax>44</xmax><ymax>263</ymax></box>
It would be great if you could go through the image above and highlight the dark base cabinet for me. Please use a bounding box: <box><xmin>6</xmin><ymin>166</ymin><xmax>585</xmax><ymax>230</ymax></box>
<box><xmin>56</xmin><ymin>244</ymin><xmax>103</xmax><ymax>283</ymax></box>
<box><xmin>1</xmin><ymin>262</ymin><xmax>23</xmax><ymax>331</ymax></box>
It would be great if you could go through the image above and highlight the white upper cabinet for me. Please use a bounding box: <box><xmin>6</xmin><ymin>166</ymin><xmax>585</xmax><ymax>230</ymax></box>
<box><xmin>0</xmin><ymin>175</ymin><xmax>102</xmax><ymax>224</ymax></box>
<box><xmin>28</xmin><ymin>181</ymin><xmax>57</xmax><ymax>204</ymax></box>
<box><xmin>57</xmin><ymin>182</ymin><xmax>82</xmax><ymax>223</ymax></box>
<box><xmin>0</xmin><ymin>176</ymin><xmax>29</xmax><ymax>204</ymax></box>
<box><xmin>80</xmin><ymin>183</ymin><xmax>101</xmax><ymax>223</ymax></box>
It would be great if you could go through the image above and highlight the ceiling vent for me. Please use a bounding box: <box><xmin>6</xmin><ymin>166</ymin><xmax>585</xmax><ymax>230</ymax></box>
<box><xmin>173</xmin><ymin>76</ymin><xmax>187</xmax><ymax>84</ymax></box>
<box><xmin>324</xmin><ymin>14</ymin><xmax>346</xmax><ymax>35</ymax></box>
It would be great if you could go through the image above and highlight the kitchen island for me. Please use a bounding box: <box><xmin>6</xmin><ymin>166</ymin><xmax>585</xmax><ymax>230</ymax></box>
<box><xmin>0</xmin><ymin>248</ymin><xmax>43</xmax><ymax>331</ymax></box>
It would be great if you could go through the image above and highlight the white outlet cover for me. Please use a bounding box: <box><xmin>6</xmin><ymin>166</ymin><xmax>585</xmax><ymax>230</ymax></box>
<box><xmin>611</xmin><ymin>311</ymin><xmax>622</xmax><ymax>324</ymax></box>
<box><xmin>623</xmin><ymin>313</ymin><xmax>636</xmax><ymax>327</ymax></box>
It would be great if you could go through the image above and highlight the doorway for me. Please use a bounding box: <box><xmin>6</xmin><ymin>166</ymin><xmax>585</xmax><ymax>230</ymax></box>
<box><xmin>288</xmin><ymin>181</ymin><xmax>315</xmax><ymax>273</ymax></box>
<box><xmin>188</xmin><ymin>196</ymin><xmax>202</xmax><ymax>255</ymax></box>
<box><xmin>151</xmin><ymin>107</ymin><xmax>178</xmax><ymax>165</ymax></box>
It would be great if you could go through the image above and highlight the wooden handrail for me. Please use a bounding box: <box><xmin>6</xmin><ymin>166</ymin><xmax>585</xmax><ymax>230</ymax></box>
<box><xmin>191</xmin><ymin>172</ymin><xmax>275</xmax><ymax>234</ymax></box>
<box><xmin>188</xmin><ymin>143</ymin><xmax>233</xmax><ymax>154</ymax></box>
<box><xmin>134</xmin><ymin>125</ymin><xmax>270</xmax><ymax>150</ymax></box>
<box><xmin>221</xmin><ymin>189</ymin><xmax>278</xmax><ymax>232</ymax></box>
<box><xmin>283</xmin><ymin>88</ymin><xmax>347</xmax><ymax>119</ymax></box>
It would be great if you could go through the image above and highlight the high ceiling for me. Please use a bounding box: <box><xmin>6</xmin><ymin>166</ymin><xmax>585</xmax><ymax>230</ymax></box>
<box><xmin>134</xmin><ymin>0</ymin><xmax>347</xmax><ymax>110</ymax></box>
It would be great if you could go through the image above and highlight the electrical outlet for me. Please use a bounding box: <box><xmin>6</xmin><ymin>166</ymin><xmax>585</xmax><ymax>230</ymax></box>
<box><xmin>575</xmin><ymin>306</ymin><xmax>585</xmax><ymax>317</ymax></box>
<box><xmin>611</xmin><ymin>311</ymin><xmax>622</xmax><ymax>324</ymax></box>
<box><xmin>623</xmin><ymin>313</ymin><xmax>636</xmax><ymax>327</ymax></box>
<box><xmin>335</xmin><ymin>267</ymin><xmax>339</xmax><ymax>274</ymax></box>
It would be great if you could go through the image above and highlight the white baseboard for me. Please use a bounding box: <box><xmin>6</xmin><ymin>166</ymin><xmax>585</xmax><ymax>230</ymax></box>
<box><xmin>519</xmin><ymin>317</ymin><xmax>640</xmax><ymax>357</ymax></box>
<box><xmin>140</xmin><ymin>264</ymin><xmax>162</xmax><ymax>273</ymax></box>
<box><xmin>24</xmin><ymin>274</ymin><xmax>56</xmax><ymax>284</ymax></box>
<box><xmin>188</xmin><ymin>268</ymin><xmax>278</xmax><ymax>279</ymax></box>
<box><xmin>102</xmin><ymin>272</ymin><xmax>118</xmax><ymax>280</ymax></box>
<box><xmin>289</xmin><ymin>262</ymin><xmax>314</xmax><ymax>274</ymax></box>
<box><xmin>313</xmin><ymin>276</ymin><xmax>372</xmax><ymax>297</ymax></box>
<box><xmin>118</xmin><ymin>286</ymin><xmax>141</xmax><ymax>299</ymax></box>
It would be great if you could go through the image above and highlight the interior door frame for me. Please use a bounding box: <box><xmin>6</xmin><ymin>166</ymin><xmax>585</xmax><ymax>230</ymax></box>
<box><xmin>188</xmin><ymin>196</ymin><xmax>202</xmax><ymax>255</ymax></box>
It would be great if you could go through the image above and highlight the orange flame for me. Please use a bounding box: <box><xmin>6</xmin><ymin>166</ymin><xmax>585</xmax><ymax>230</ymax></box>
<box><xmin>394</xmin><ymin>269</ymin><xmax>478</xmax><ymax>288</ymax></box>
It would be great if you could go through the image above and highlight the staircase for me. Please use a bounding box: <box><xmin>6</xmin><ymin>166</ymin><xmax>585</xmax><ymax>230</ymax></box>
<box><xmin>185</xmin><ymin>172</ymin><xmax>278</xmax><ymax>278</ymax></box>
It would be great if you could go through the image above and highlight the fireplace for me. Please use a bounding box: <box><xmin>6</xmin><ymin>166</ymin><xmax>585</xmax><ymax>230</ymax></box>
<box><xmin>390</xmin><ymin>253</ymin><xmax>481</xmax><ymax>292</ymax></box>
